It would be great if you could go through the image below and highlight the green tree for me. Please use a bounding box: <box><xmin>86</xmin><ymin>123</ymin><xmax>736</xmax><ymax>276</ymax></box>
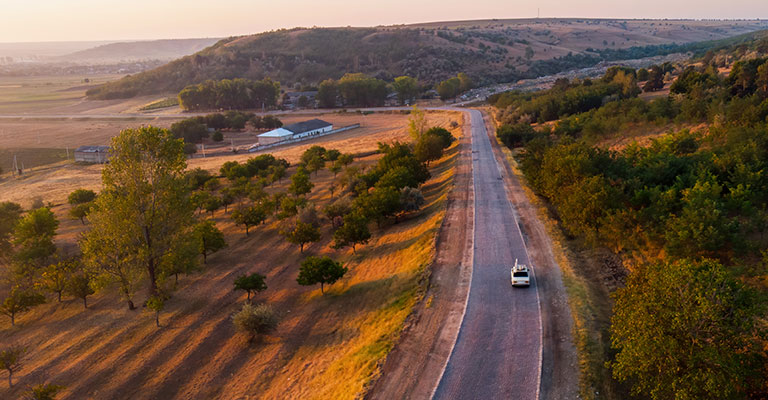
<box><xmin>408</xmin><ymin>106</ymin><xmax>428</xmax><ymax>141</ymax></box>
<box><xmin>66</xmin><ymin>272</ymin><xmax>95</xmax><ymax>310</ymax></box>
<box><xmin>0</xmin><ymin>202</ymin><xmax>23</xmax><ymax>262</ymax></box>
<box><xmin>610</xmin><ymin>259</ymin><xmax>764</xmax><ymax>399</ymax></box>
<box><xmin>297</xmin><ymin>256</ymin><xmax>347</xmax><ymax>294</ymax></box>
<box><xmin>415</xmin><ymin>134</ymin><xmax>444</xmax><ymax>165</ymax></box>
<box><xmin>67</xmin><ymin>189</ymin><xmax>96</xmax><ymax>205</ymax></box>
<box><xmin>68</xmin><ymin>203</ymin><xmax>92</xmax><ymax>225</ymax></box>
<box><xmin>192</xmin><ymin>220</ymin><xmax>227</xmax><ymax>264</ymax></box>
<box><xmin>400</xmin><ymin>187</ymin><xmax>425</xmax><ymax>215</ymax></box>
<box><xmin>26</xmin><ymin>383</ymin><xmax>66</xmax><ymax>400</ymax></box>
<box><xmin>0</xmin><ymin>346</ymin><xmax>25</xmax><ymax>387</ymax></box>
<box><xmin>317</xmin><ymin>79</ymin><xmax>339</xmax><ymax>108</ymax></box>
<box><xmin>231</xmin><ymin>206</ymin><xmax>266</xmax><ymax>236</ymax></box>
<box><xmin>281</xmin><ymin>221</ymin><xmax>321</xmax><ymax>253</ymax></box>
<box><xmin>306</xmin><ymin>156</ymin><xmax>325</xmax><ymax>176</ymax></box>
<box><xmin>233</xmin><ymin>273</ymin><xmax>267</xmax><ymax>300</ymax></box>
<box><xmin>392</xmin><ymin>76</ymin><xmax>420</xmax><ymax>105</ymax></box>
<box><xmin>289</xmin><ymin>167</ymin><xmax>314</xmax><ymax>197</ymax></box>
<box><xmin>12</xmin><ymin>207</ymin><xmax>59</xmax><ymax>278</ymax></box>
<box><xmin>0</xmin><ymin>288</ymin><xmax>45</xmax><ymax>326</ymax></box>
<box><xmin>80</xmin><ymin>126</ymin><xmax>194</xmax><ymax>298</ymax></box>
<box><xmin>146</xmin><ymin>295</ymin><xmax>164</xmax><ymax>328</ymax></box>
<box><xmin>170</xmin><ymin>118</ymin><xmax>209</xmax><ymax>144</ymax></box>
<box><xmin>40</xmin><ymin>259</ymin><xmax>76</xmax><ymax>302</ymax></box>
<box><xmin>332</xmin><ymin>210</ymin><xmax>371</xmax><ymax>253</ymax></box>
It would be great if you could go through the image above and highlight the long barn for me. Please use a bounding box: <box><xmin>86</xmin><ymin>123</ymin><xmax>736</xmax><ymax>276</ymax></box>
<box><xmin>257</xmin><ymin>119</ymin><xmax>333</xmax><ymax>145</ymax></box>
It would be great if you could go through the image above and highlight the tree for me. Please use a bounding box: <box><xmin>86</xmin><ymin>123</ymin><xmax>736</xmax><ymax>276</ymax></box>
<box><xmin>26</xmin><ymin>383</ymin><xmax>65</xmax><ymax>400</ymax></box>
<box><xmin>392</xmin><ymin>76</ymin><xmax>420</xmax><ymax>105</ymax></box>
<box><xmin>231</xmin><ymin>206</ymin><xmax>267</xmax><ymax>236</ymax></box>
<box><xmin>297</xmin><ymin>256</ymin><xmax>347</xmax><ymax>294</ymax></box>
<box><xmin>68</xmin><ymin>203</ymin><xmax>92</xmax><ymax>225</ymax></box>
<box><xmin>289</xmin><ymin>167</ymin><xmax>314</xmax><ymax>197</ymax></box>
<box><xmin>212</xmin><ymin>131</ymin><xmax>224</xmax><ymax>142</ymax></box>
<box><xmin>400</xmin><ymin>187</ymin><xmax>425</xmax><ymax>215</ymax></box>
<box><xmin>280</xmin><ymin>221</ymin><xmax>321</xmax><ymax>253</ymax></box>
<box><xmin>170</xmin><ymin>118</ymin><xmax>209</xmax><ymax>144</ymax></box>
<box><xmin>425</xmin><ymin>127</ymin><xmax>455</xmax><ymax>149</ymax></box>
<box><xmin>408</xmin><ymin>106</ymin><xmax>428</xmax><ymax>140</ymax></box>
<box><xmin>306</xmin><ymin>156</ymin><xmax>325</xmax><ymax>176</ymax></box>
<box><xmin>355</xmin><ymin>187</ymin><xmax>402</xmax><ymax>226</ymax></box>
<box><xmin>610</xmin><ymin>259</ymin><xmax>764</xmax><ymax>399</ymax></box>
<box><xmin>67</xmin><ymin>189</ymin><xmax>96</xmax><ymax>205</ymax></box>
<box><xmin>0</xmin><ymin>288</ymin><xmax>45</xmax><ymax>326</ymax></box>
<box><xmin>0</xmin><ymin>202</ymin><xmax>23</xmax><ymax>262</ymax></box>
<box><xmin>146</xmin><ymin>295</ymin><xmax>164</xmax><ymax>328</ymax></box>
<box><xmin>66</xmin><ymin>272</ymin><xmax>95</xmax><ymax>309</ymax></box>
<box><xmin>332</xmin><ymin>210</ymin><xmax>371</xmax><ymax>253</ymax></box>
<box><xmin>415</xmin><ymin>134</ymin><xmax>444</xmax><ymax>165</ymax></box>
<box><xmin>232</xmin><ymin>303</ymin><xmax>277</xmax><ymax>343</ymax></box>
<box><xmin>40</xmin><ymin>259</ymin><xmax>76</xmax><ymax>302</ymax></box>
<box><xmin>324</xmin><ymin>199</ymin><xmax>351</xmax><ymax>229</ymax></box>
<box><xmin>81</xmin><ymin>126</ymin><xmax>195</xmax><ymax>298</ymax></box>
<box><xmin>0</xmin><ymin>346</ymin><xmax>25</xmax><ymax>387</ymax></box>
<box><xmin>233</xmin><ymin>273</ymin><xmax>267</xmax><ymax>300</ymax></box>
<box><xmin>192</xmin><ymin>220</ymin><xmax>227</xmax><ymax>264</ymax></box>
<box><xmin>317</xmin><ymin>79</ymin><xmax>338</xmax><ymax>108</ymax></box>
<box><xmin>12</xmin><ymin>207</ymin><xmax>59</xmax><ymax>278</ymax></box>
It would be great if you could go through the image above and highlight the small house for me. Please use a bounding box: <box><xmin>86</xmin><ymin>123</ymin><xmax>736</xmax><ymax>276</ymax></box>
<box><xmin>74</xmin><ymin>145</ymin><xmax>111</xmax><ymax>163</ymax></box>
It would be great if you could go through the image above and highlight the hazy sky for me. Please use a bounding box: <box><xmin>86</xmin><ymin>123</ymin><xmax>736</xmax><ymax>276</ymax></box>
<box><xmin>2</xmin><ymin>0</ymin><xmax>768</xmax><ymax>42</ymax></box>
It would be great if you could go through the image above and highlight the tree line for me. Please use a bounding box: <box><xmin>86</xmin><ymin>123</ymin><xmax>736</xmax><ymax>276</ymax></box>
<box><xmin>178</xmin><ymin>78</ymin><xmax>281</xmax><ymax>111</ymax></box>
<box><xmin>497</xmin><ymin>55</ymin><xmax>768</xmax><ymax>398</ymax></box>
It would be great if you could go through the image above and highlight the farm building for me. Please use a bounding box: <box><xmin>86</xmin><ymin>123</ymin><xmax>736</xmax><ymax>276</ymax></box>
<box><xmin>257</xmin><ymin>119</ymin><xmax>333</xmax><ymax>146</ymax></box>
<box><xmin>74</xmin><ymin>145</ymin><xmax>111</xmax><ymax>163</ymax></box>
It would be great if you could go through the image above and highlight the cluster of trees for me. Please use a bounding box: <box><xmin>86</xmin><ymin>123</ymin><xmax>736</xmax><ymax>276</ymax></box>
<box><xmin>491</xmin><ymin>66</ymin><xmax>640</xmax><ymax>125</ymax></box>
<box><xmin>503</xmin><ymin>55</ymin><xmax>768</xmax><ymax>397</ymax></box>
<box><xmin>317</xmin><ymin>73</ymin><xmax>389</xmax><ymax>107</ymax></box>
<box><xmin>436</xmin><ymin>72</ymin><xmax>474</xmax><ymax>100</ymax></box>
<box><xmin>170</xmin><ymin>111</ymin><xmax>283</xmax><ymax>153</ymax></box>
<box><xmin>178</xmin><ymin>78</ymin><xmax>280</xmax><ymax>111</ymax></box>
<box><xmin>0</xmin><ymin>127</ymin><xmax>229</xmax><ymax>336</ymax></box>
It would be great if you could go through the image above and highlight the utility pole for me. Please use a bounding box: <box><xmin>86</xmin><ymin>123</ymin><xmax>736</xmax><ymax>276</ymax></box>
<box><xmin>202</xmin><ymin>143</ymin><xmax>206</xmax><ymax>158</ymax></box>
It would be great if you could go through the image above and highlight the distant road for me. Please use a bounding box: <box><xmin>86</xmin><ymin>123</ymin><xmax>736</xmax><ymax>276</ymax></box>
<box><xmin>432</xmin><ymin>109</ymin><xmax>542</xmax><ymax>399</ymax></box>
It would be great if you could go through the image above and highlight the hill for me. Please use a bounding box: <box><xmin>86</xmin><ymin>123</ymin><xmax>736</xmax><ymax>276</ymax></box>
<box><xmin>85</xmin><ymin>18</ymin><xmax>768</xmax><ymax>99</ymax></box>
<box><xmin>57</xmin><ymin>38</ymin><xmax>221</xmax><ymax>63</ymax></box>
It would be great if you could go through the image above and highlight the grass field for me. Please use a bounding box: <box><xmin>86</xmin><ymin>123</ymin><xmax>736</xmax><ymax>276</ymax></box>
<box><xmin>0</xmin><ymin>111</ymin><xmax>461</xmax><ymax>399</ymax></box>
<box><xmin>0</xmin><ymin>75</ymin><xmax>124</xmax><ymax>114</ymax></box>
<box><xmin>0</xmin><ymin>147</ymin><xmax>69</xmax><ymax>173</ymax></box>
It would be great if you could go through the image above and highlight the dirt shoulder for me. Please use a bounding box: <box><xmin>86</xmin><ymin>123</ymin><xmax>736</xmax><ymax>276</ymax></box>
<box><xmin>481</xmin><ymin>110</ymin><xmax>580</xmax><ymax>400</ymax></box>
<box><xmin>365</xmin><ymin>111</ymin><xmax>474</xmax><ymax>399</ymax></box>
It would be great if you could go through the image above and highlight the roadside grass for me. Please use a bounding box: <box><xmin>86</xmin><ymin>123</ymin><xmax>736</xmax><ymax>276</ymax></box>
<box><xmin>495</xmin><ymin>137</ymin><xmax>623</xmax><ymax>400</ymax></box>
<box><xmin>139</xmin><ymin>97</ymin><xmax>179</xmax><ymax>111</ymax></box>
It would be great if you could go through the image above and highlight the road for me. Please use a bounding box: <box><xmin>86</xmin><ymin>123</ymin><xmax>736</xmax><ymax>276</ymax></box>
<box><xmin>432</xmin><ymin>109</ymin><xmax>542</xmax><ymax>399</ymax></box>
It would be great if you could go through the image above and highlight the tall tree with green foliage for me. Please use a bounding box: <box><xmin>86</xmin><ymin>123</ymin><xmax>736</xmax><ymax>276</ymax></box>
<box><xmin>12</xmin><ymin>207</ymin><xmax>59</xmax><ymax>279</ymax></box>
<box><xmin>192</xmin><ymin>220</ymin><xmax>227</xmax><ymax>264</ymax></box>
<box><xmin>610</xmin><ymin>259</ymin><xmax>764</xmax><ymax>399</ymax></box>
<box><xmin>80</xmin><ymin>126</ymin><xmax>195</xmax><ymax>299</ymax></box>
<box><xmin>392</xmin><ymin>76</ymin><xmax>420</xmax><ymax>105</ymax></box>
<box><xmin>66</xmin><ymin>272</ymin><xmax>95</xmax><ymax>309</ymax></box>
<box><xmin>0</xmin><ymin>202</ymin><xmax>23</xmax><ymax>263</ymax></box>
<box><xmin>231</xmin><ymin>206</ymin><xmax>267</xmax><ymax>236</ymax></box>
<box><xmin>40</xmin><ymin>259</ymin><xmax>77</xmax><ymax>302</ymax></box>
<box><xmin>297</xmin><ymin>256</ymin><xmax>347</xmax><ymax>294</ymax></box>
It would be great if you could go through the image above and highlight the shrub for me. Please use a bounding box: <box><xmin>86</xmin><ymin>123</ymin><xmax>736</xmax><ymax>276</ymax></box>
<box><xmin>232</xmin><ymin>303</ymin><xmax>277</xmax><ymax>342</ymax></box>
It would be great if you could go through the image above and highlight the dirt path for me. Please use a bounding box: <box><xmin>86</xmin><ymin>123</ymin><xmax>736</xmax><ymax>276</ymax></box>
<box><xmin>365</xmin><ymin>112</ymin><xmax>474</xmax><ymax>399</ymax></box>
<box><xmin>481</xmin><ymin>111</ymin><xmax>579</xmax><ymax>399</ymax></box>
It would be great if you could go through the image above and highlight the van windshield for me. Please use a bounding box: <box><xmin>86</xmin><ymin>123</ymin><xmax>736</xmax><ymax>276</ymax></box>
<box><xmin>513</xmin><ymin>272</ymin><xmax>528</xmax><ymax>277</ymax></box>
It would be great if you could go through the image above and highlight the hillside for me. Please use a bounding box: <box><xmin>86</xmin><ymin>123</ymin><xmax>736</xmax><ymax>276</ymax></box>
<box><xmin>57</xmin><ymin>38</ymin><xmax>221</xmax><ymax>63</ymax></box>
<box><xmin>85</xmin><ymin>18</ymin><xmax>768</xmax><ymax>99</ymax></box>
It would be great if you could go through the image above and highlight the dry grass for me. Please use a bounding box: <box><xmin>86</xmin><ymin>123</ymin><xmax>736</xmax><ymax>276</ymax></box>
<box><xmin>0</xmin><ymin>75</ymin><xmax>124</xmax><ymax>114</ymax></box>
<box><xmin>0</xmin><ymin>112</ymin><xmax>461</xmax><ymax>399</ymax></box>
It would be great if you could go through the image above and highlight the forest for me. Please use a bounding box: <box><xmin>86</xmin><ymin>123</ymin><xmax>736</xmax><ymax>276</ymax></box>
<box><xmin>496</xmin><ymin>50</ymin><xmax>768</xmax><ymax>399</ymax></box>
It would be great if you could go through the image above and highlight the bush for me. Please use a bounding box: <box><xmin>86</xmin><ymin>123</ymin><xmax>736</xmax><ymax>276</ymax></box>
<box><xmin>212</xmin><ymin>131</ymin><xmax>224</xmax><ymax>142</ymax></box>
<box><xmin>232</xmin><ymin>303</ymin><xmax>277</xmax><ymax>342</ymax></box>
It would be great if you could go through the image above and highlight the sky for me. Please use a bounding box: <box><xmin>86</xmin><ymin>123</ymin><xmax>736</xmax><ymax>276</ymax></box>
<box><xmin>2</xmin><ymin>0</ymin><xmax>768</xmax><ymax>42</ymax></box>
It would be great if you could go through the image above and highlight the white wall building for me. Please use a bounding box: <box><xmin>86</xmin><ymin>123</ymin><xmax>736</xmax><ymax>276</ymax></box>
<box><xmin>257</xmin><ymin>119</ymin><xmax>333</xmax><ymax>146</ymax></box>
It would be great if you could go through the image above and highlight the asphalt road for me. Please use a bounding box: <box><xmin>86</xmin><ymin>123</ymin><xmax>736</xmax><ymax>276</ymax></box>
<box><xmin>433</xmin><ymin>109</ymin><xmax>542</xmax><ymax>399</ymax></box>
